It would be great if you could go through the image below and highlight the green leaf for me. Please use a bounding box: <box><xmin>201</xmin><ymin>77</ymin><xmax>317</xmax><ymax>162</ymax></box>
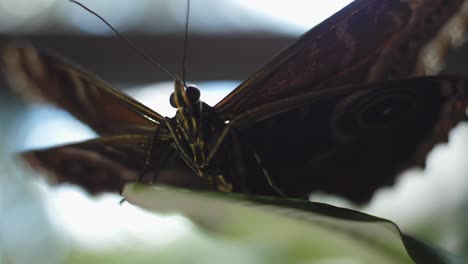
<box><xmin>123</xmin><ymin>183</ymin><xmax>467</xmax><ymax>264</ymax></box>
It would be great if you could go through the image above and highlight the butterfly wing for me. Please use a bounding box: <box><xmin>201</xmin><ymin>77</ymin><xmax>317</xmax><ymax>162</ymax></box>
<box><xmin>21</xmin><ymin>134</ymin><xmax>209</xmax><ymax>194</ymax></box>
<box><xmin>2</xmin><ymin>44</ymin><xmax>163</xmax><ymax>135</ymax></box>
<box><xmin>231</xmin><ymin>76</ymin><xmax>468</xmax><ymax>203</ymax></box>
<box><xmin>215</xmin><ymin>0</ymin><xmax>465</xmax><ymax>119</ymax></box>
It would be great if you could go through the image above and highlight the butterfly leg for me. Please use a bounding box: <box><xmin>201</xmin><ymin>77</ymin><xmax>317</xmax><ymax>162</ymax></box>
<box><xmin>138</xmin><ymin>123</ymin><xmax>162</xmax><ymax>182</ymax></box>
<box><xmin>227</xmin><ymin>129</ymin><xmax>286</xmax><ymax>198</ymax></box>
<box><xmin>221</xmin><ymin>129</ymin><xmax>247</xmax><ymax>193</ymax></box>
<box><xmin>251</xmin><ymin>151</ymin><xmax>287</xmax><ymax>198</ymax></box>
<box><xmin>119</xmin><ymin>124</ymin><xmax>164</xmax><ymax>204</ymax></box>
<box><xmin>164</xmin><ymin>117</ymin><xmax>198</xmax><ymax>171</ymax></box>
<box><xmin>149</xmin><ymin>142</ymin><xmax>179</xmax><ymax>184</ymax></box>
<box><xmin>204</xmin><ymin>120</ymin><xmax>237</xmax><ymax>166</ymax></box>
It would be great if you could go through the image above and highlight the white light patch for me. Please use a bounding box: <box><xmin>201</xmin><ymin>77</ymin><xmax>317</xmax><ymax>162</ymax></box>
<box><xmin>364</xmin><ymin>124</ymin><xmax>468</xmax><ymax>227</ymax></box>
<box><xmin>236</xmin><ymin>0</ymin><xmax>354</xmax><ymax>31</ymax></box>
<box><xmin>18</xmin><ymin>106</ymin><xmax>97</xmax><ymax>151</ymax></box>
<box><xmin>45</xmin><ymin>186</ymin><xmax>194</xmax><ymax>249</ymax></box>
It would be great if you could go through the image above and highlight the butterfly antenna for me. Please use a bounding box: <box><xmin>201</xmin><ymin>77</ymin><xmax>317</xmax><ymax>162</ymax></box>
<box><xmin>182</xmin><ymin>0</ymin><xmax>190</xmax><ymax>87</ymax></box>
<box><xmin>69</xmin><ymin>0</ymin><xmax>175</xmax><ymax>81</ymax></box>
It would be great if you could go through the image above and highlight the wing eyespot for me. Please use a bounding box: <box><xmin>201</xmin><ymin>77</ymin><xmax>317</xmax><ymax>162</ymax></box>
<box><xmin>332</xmin><ymin>87</ymin><xmax>418</xmax><ymax>140</ymax></box>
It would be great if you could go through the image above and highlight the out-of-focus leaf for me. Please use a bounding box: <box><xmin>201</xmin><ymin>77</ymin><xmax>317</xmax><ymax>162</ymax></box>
<box><xmin>123</xmin><ymin>183</ymin><xmax>467</xmax><ymax>264</ymax></box>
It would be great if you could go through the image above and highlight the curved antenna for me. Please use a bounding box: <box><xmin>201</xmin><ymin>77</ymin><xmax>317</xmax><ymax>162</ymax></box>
<box><xmin>182</xmin><ymin>0</ymin><xmax>190</xmax><ymax>87</ymax></box>
<box><xmin>69</xmin><ymin>0</ymin><xmax>175</xmax><ymax>81</ymax></box>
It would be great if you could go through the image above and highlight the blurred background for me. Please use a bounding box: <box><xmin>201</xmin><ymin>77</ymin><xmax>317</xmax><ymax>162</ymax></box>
<box><xmin>0</xmin><ymin>0</ymin><xmax>468</xmax><ymax>263</ymax></box>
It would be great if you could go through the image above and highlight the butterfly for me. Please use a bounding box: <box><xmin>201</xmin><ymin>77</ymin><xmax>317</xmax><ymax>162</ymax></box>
<box><xmin>3</xmin><ymin>0</ymin><xmax>468</xmax><ymax>203</ymax></box>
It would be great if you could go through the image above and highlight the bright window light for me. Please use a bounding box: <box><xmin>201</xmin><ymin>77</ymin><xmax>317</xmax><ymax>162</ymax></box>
<box><xmin>236</xmin><ymin>0</ymin><xmax>354</xmax><ymax>31</ymax></box>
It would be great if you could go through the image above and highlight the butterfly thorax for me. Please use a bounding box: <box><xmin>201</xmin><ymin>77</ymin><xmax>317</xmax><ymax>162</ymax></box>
<box><xmin>166</xmin><ymin>77</ymin><xmax>232</xmax><ymax>192</ymax></box>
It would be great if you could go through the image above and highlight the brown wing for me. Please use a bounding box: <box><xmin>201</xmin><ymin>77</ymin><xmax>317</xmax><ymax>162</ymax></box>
<box><xmin>215</xmin><ymin>0</ymin><xmax>465</xmax><ymax>119</ymax></box>
<box><xmin>21</xmin><ymin>135</ymin><xmax>209</xmax><ymax>194</ymax></box>
<box><xmin>2</xmin><ymin>44</ymin><xmax>163</xmax><ymax>135</ymax></box>
<box><xmin>232</xmin><ymin>76</ymin><xmax>468</xmax><ymax>203</ymax></box>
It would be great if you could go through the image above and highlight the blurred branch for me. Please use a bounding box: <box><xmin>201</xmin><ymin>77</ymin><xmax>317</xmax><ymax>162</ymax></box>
<box><xmin>0</xmin><ymin>34</ymin><xmax>295</xmax><ymax>86</ymax></box>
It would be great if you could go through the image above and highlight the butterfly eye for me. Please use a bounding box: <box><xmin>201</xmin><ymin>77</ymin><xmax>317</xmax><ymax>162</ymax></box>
<box><xmin>186</xmin><ymin>85</ymin><xmax>200</xmax><ymax>103</ymax></box>
<box><xmin>169</xmin><ymin>92</ymin><xmax>177</xmax><ymax>108</ymax></box>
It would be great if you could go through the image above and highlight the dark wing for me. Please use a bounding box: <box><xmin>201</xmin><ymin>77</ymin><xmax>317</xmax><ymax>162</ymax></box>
<box><xmin>2</xmin><ymin>44</ymin><xmax>163</xmax><ymax>135</ymax></box>
<box><xmin>231</xmin><ymin>76</ymin><xmax>468</xmax><ymax>203</ymax></box>
<box><xmin>21</xmin><ymin>135</ymin><xmax>209</xmax><ymax>194</ymax></box>
<box><xmin>215</xmin><ymin>0</ymin><xmax>465</xmax><ymax>119</ymax></box>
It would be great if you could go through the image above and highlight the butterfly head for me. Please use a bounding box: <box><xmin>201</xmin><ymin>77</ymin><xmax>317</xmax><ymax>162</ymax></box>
<box><xmin>169</xmin><ymin>76</ymin><xmax>200</xmax><ymax>111</ymax></box>
<box><xmin>169</xmin><ymin>77</ymin><xmax>207</xmax><ymax>169</ymax></box>
<box><xmin>167</xmin><ymin>77</ymin><xmax>232</xmax><ymax>192</ymax></box>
